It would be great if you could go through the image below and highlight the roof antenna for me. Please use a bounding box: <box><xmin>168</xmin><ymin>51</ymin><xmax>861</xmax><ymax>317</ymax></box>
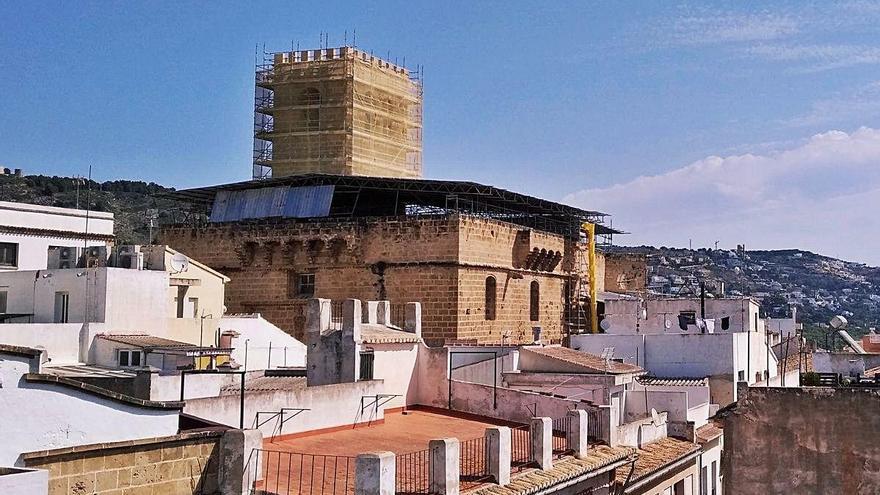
<box><xmin>353</xmin><ymin>29</ymin><xmax>357</xmax><ymax>47</ymax></box>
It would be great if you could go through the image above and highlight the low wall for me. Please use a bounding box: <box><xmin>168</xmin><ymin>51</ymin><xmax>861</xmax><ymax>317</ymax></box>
<box><xmin>617</xmin><ymin>412</ymin><xmax>668</xmax><ymax>448</ymax></box>
<box><xmin>0</xmin><ymin>323</ymin><xmax>84</xmax><ymax>364</ymax></box>
<box><xmin>447</xmin><ymin>380</ymin><xmax>598</xmax><ymax>425</ymax></box>
<box><xmin>0</xmin><ymin>467</ymin><xmax>48</xmax><ymax>494</ymax></box>
<box><xmin>624</xmin><ymin>390</ymin><xmax>689</xmax><ymax>423</ymax></box>
<box><xmin>219</xmin><ymin>315</ymin><xmax>307</xmax><ymax>371</ymax></box>
<box><xmin>184</xmin><ymin>379</ymin><xmax>387</xmax><ymax>438</ymax></box>
<box><xmin>22</xmin><ymin>430</ymin><xmax>224</xmax><ymax>495</ymax></box>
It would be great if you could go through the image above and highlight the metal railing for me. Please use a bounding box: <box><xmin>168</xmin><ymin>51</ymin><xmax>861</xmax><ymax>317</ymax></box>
<box><xmin>396</xmin><ymin>448</ymin><xmax>432</xmax><ymax>494</ymax></box>
<box><xmin>510</xmin><ymin>425</ymin><xmax>533</xmax><ymax>473</ymax></box>
<box><xmin>551</xmin><ymin>416</ymin><xmax>573</xmax><ymax>458</ymax></box>
<box><xmin>247</xmin><ymin>449</ymin><xmax>355</xmax><ymax>495</ymax></box>
<box><xmin>389</xmin><ymin>303</ymin><xmax>407</xmax><ymax>329</ymax></box>
<box><xmin>459</xmin><ymin>436</ymin><xmax>492</xmax><ymax>490</ymax></box>
<box><xmin>329</xmin><ymin>300</ymin><xmax>344</xmax><ymax>330</ymax></box>
<box><xmin>587</xmin><ymin>409</ymin><xmax>600</xmax><ymax>441</ymax></box>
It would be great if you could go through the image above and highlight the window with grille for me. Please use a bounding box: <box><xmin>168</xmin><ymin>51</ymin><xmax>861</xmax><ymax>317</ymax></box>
<box><xmin>289</xmin><ymin>272</ymin><xmax>315</xmax><ymax>297</ymax></box>
<box><xmin>118</xmin><ymin>349</ymin><xmax>143</xmax><ymax>368</ymax></box>
<box><xmin>359</xmin><ymin>352</ymin><xmax>375</xmax><ymax>380</ymax></box>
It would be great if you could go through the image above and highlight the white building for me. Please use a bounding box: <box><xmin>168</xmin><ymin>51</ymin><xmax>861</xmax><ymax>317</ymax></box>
<box><xmin>0</xmin><ymin>201</ymin><xmax>113</xmax><ymax>273</ymax></box>
<box><xmin>0</xmin><ymin>344</ymin><xmax>181</xmax><ymax>466</ymax></box>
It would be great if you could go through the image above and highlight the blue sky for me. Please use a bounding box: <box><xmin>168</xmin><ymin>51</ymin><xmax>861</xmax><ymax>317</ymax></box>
<box><xmin>3</xmin><ymin>2</ymin><xmax>880</xmax><ymax>263</ymax></box>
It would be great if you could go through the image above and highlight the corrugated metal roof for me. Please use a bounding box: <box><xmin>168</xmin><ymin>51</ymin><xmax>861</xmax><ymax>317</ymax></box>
<box><xmin>210</xmin><ymin>185</ymin><xmax>334</xmax><ymax>222</ymax></box>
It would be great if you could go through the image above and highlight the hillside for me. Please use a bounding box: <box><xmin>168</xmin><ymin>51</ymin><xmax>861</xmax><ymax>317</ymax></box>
<box><xmin>0</xmin><ymin>174</ymin><xmax>186</xmax><ymax>244</ymax></box>
<box><xmin>612</xmin><ymin>245</ymin><xmax>880</xmax><ymax>342</ymax></box>
<box><xmin>3</xmin><ymin>175</ymin><xmax>879</xmax><ymax>343</ymax></box>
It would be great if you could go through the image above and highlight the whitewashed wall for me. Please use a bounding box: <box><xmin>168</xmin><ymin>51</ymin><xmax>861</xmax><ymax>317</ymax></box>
<box><xmin>0</xmin><ymin>353</ymin><xmax>179</xmax><ymax>466</ymax></box>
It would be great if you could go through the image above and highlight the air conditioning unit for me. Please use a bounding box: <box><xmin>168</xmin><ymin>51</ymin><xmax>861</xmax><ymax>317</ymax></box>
<box><xmin>79</xmin><ymin>246</ymin><xmax>108</xmax><ymax>268</ymax></box>
<box><xmin>47</xmin><ymin>246</ymin><xmax>81</xmax><ymax>269</ymax></box>
<box><xmin>112</xmin><ymin>245</ymin><xmax>142</xmax><ymax>269</ymax></box>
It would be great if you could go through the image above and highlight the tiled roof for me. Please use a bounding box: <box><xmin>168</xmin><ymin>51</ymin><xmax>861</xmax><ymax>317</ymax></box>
<box><xmin>220</xmin><ymin>375</ymin><xmax>307</xmax><ymax>394</ymax></box>
<box><xmin>523</xmin><ymin>346</ymin><xmax>644</xmax><ymax>375</ymax></box>
<box><xmin>865</xmin><ymin>365</ymin><xmax>880</xmax><ymax>378</ymax></box>
<box><xmin>613</xmin><ymin>437</ymin><xmax>701</xmax><ymax>487</ymax></box>
<box><xmin>695</xmin><ymin>422</ymin><xmax>723</xmax><ymax>444</ymax></box>
<box><xmin>96</xmin><ymin>334</ymin><xmax>232</xmax><ymax>353</ymax></box>
<box><xmin>467</xmin><ymin>445</ymin><xmax>636</xmax><ymax>495</ymax></box>
<box><xmin>96</xmin><ymin>334</ymin><xmax>195</xmax><ymax>349</ymax></box>
<box><xmin>637</xmin><ymin>376</ymin><xmax>708</xmax><ymax>387</ymax></box>
<box><xmin>44</xmin><ymin>364</ymin><xmax>137</xmax><ymax>379</ymax></box>
<box><xmin>360</xmin><ymin>324</ymin><xmax>421</xmax><ymax>344</ymax></box>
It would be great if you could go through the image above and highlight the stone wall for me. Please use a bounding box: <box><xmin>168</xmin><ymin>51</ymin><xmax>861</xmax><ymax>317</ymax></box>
<box><xmin>721</xmin><ymin>385</ymin><xmax>880</xmax><ymax>494</ymax></box>
<box><xmin>603</xmin><ymin>252</ymin><xmax>647</xmax><ymax>294</ymax></box>
<box><xmin>22</xmin><ymin>430</ymin><xmax>224</xmax><ymax>495</ymax></box>
<box><xmin>159</xmin><ymin>214</ymin><xmax>581</xmax><ymax>344</ymax></box>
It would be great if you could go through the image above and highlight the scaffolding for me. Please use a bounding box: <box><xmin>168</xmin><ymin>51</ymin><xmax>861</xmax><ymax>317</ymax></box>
<box><xmin>253</xmin><ymin>46</ymin><xmax>423</xmax><ymax>180</ymax></box>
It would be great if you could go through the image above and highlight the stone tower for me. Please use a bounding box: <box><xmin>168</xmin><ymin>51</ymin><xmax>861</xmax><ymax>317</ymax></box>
<box><xmin>253</xmin><ymin>47</ymin><xmax>423</xmax><ymax>179</ymax></box>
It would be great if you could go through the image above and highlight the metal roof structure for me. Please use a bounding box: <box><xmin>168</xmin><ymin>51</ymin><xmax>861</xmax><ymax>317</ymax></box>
<box><xmin>165</xmin><ymin>174</ymin><xmax>622</xmax><ymax>239</ymax></box>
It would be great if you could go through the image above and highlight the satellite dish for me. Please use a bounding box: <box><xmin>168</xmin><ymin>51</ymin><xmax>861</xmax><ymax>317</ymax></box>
<box><xmin>640</xmin><ymin>309</ymin><xmax>648</xmax><ymax>320</ymax></box>
<box><xmin>170</xmin><ymin>253</ymin><xmax>189</xmax><ymax>273</ymax></box>
<box><xmin>600</xmin><ymin>319</ymin><xmax>612</xmax><ymax>332</ymax></box>
<box><xmin>830</xmin><ymin>315</ymin><xmax>848</xmax><ymax>330</ymax></box>
<box><xmin>651</xmin><ymin>408</ymin><xmax>660</xmax><ymax>426</ymax></box>
<box><xmin>664</xmin><ymin>320</ymin><xmax>672</xmax><ymax>330</ymax></box>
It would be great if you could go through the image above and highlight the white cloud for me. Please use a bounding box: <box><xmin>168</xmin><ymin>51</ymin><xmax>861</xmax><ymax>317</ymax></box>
<box><xmin>749</xmin><ymin>44</ymin><xmax>880</xmax><ymax>72</ymax></box>
<box><xmin>786</xmin><ymin>81</ymin><xmax>880</xmax><ymax>126</ymax></box>
<box><xmin>643</xmin><ymin>7</ymin><xmax>802</xmax><ymax>48</ymax></box>
<box><xmin>563</xmin><ymin>128</ymin><xmax>880</xmax><ymax>265</ymax></box>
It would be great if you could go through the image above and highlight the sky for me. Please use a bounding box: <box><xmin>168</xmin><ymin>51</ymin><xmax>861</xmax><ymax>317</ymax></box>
<box><xmin>2</xmin><ymin>2</ymin><xmax>880</xmax><ymax>264</ymax></box>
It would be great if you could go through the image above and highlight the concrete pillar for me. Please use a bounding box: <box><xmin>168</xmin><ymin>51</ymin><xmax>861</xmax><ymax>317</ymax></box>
<box><xmin>598</xmin><ymin>405</ymin><xmax>618</xmax><ymax>446</ymax></box>
<box><xmin>342</xmin><ymin>299</ymin><xmax>362</xmax><ymax>382</ymax></box>
<box><xmin>376</xmin><ymin>301</ymin><xmax>391</xmax><ymax>325</ymax></box>
<box><xmin>485</xmin><ymin>427</ymin><xmax>511</xmax><ymax>485</ymax></box>
<box><xmin>530</xmin><ymin>417</ymin><xmax>553</xmax><ymax>470</ymax></box>
<box><xmin>567</xmin><ymin>410</ymin><xmax>589</xmax><ymax>459</ymax></box>
<box><xmin>306</xmin><ymin>298</ymin><xmax>332</xmax><ymax>336</ymax></box>
<box><xmin>355</xmin><ymin>451</ymin><xmax>395</xmax><ymax>495</ymax></box>
<box><xmin>218</xmin><ymin>429</ymin><xmax>263</xmax><ymax>495</ymax></box>
<box><xmin>429</xmin><ymin>438</ymin><xmax>460</xmax><ymax>495</ymax></box>
<box><xmin>363</xmin><ymin>301</ymin><xmax>379</xmax><ymax>324</ymax></box>
<box><xmin>405</xmin><ymin>302</ymin><xmax>422</xmax><ymax>337</ymax></box>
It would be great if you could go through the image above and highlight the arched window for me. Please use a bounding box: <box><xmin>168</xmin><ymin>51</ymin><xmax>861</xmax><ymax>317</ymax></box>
<box><xmin>485</xmin><ymin>276</ymin><xmax>497</xmax><ymax>321</ymax></box>
<box><xmin>529</xmin><ymin>281</ymin><xmax>540</xmax><ymax>322</ymax></box>
<box><xmin>301</xmin><ymin>88</ymin><xmax>321</xmax><ymax>131</ymax></box>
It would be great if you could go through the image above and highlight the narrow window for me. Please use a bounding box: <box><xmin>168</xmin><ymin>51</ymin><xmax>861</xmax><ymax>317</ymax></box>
<box><xmin>0</xmin><ymin>242</ymin><xmax>18</xmax><ymax>267</ymax></box>
<box><xmin>529</xmin><ymin>281</ymin><xmax>540</xmax><ymax>322</ymax></box>
<box><xmin>130</xmin><ymin>350</ymin><xmax>142</xmax><ymax>367</ymax></box>
<box><xmin>701</xmin><ymin>466</ymin><xmax>708</xmax><ymax>495</ymax></box>
<box><xmin>119</xmin><ymin>350</ymin><xmax>130</xmax><ymax>367</ymax></box>
<box><xmin>0</xmin><ymin>291</ymin><xmax>7</xmax><ymax>313</ymax></box>
<box><xmin>297</xmin><ymin>273</ymin><xmax>315</xmax><ymax>297</ymax></box>
<box><xmin>738</xmin><ymin>370</ymin><xmax>745</xmax><ymax>381</ymax></box>
<box><xmin>54</xmin><ymin>292</ymin><xmax>70</xmax><ymax>323</ymax></box>
<box><xmin>711</xmin><ymin>461</ymin><xmax>717</xmax><ymax>495</ymax></box>
<box><xmin>485</xmin><ymin>276</ymin><xmax>497</xmax><ymax>320</ymax></box>
<box><xmin>721</xmin><ymin>316</ymin><xmax>730</xmax><ymax>330</ymax></box>
<box><xmin>359</xmin><ymin>351</ymin><xmax>375</xmax><ymax>380</ymax></box>
<box><xmin>188</xmin><ymin>297</ymin><xmax>199</xmax><ymax>318</ymax></box>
